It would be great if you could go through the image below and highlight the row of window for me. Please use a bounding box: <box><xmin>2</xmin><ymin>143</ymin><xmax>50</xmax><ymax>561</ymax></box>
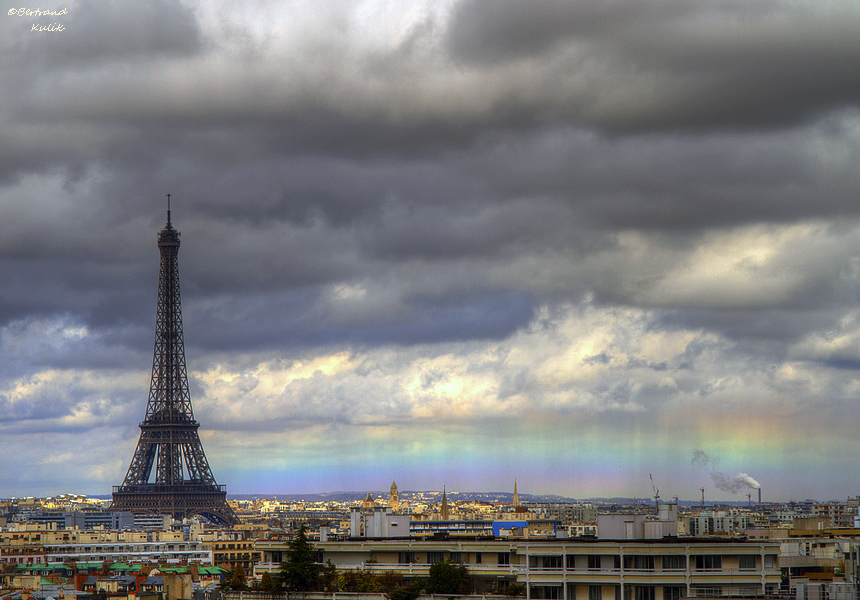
<box><xmin>532</xmin><ymin>584</ymin><xmax>771</xmax><ymax>600</ymax></box>
<box><xmin>398</xmin><ymin>552</ymin><xmax>511</xmax><ymax>565</ymax></box>
<box><xmin>532</xmin><ymin>554</ymin><xmax>757</xmax><ymax>571</ymax></box>
<box><xmin>393</xmin><ymin>552</ymin><xmax>758</xmax><ymax>571</ymax></box>
<box><xmin>41</xmin><ymin>545</ymin><xmax>200</xmax><ymax>552</ymax></box>
<box><xmin>44</xmin><ymin>554</ymin><xmax>211</xmax><ymax>562</ymax></box>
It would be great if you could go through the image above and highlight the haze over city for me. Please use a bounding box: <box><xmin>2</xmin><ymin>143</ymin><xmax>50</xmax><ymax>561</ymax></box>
<box><xmin>3</xmin><ymin>0</ymin><xmax>860</xmax><ymax>502</ymax></box>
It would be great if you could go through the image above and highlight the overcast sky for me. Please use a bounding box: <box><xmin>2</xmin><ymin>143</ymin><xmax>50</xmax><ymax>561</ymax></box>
<box><xmin>4</xmin><ymin>0</ymin><xmax>860</xmax><ymax>502</ymax></box>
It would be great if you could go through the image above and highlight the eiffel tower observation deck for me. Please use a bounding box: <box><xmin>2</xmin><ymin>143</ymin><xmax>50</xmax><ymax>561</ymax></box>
<box><xmin>111</xmin><ymin>200</ymin><xmax>238</xmax><ymax>526</ymax></box>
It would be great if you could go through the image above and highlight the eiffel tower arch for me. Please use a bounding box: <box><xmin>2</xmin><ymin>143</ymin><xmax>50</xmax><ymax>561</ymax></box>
<box><xmin>111</xmin><ymin>202</ymin><xmax>238</xmax><ymax>526</ymax></box>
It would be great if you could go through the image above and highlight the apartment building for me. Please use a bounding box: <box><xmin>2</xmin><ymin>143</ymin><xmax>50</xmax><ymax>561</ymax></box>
<box><xmin>41</xmin><ymin>539</ymin><xmax>212</xmax><ymax>564</ymax></box>
<box><xmin>0</xmin><ymin>526</ymin><xmax>211</xmax><ymax>564</ymax></box>
<box><xmin>525</xmin><ymin>503</ymin><xmax>599</xmax><ymax>525</ymax></box>
<box><xmin>255</xmin><ymin>537</ymin><xmax>781</xmax><ymax>600</ymax></box>
<box><xmin>14</xmin><ymin>511</ymin><xmax>135</xmax><ymax>530</ymax></box>
<box><xmin>812</xmin><ymin>499</ymin><xmax>860</xmax><ymax>528</ymax></box>
<box><xmin>685</xmin><ymin>510</ymin><xmax>752</xmax><ymax>537</ymax></box>
<box><xmin>197</xmin><ymin>530</ymin><xmax>261</xmax><ymax>573</ymax></box>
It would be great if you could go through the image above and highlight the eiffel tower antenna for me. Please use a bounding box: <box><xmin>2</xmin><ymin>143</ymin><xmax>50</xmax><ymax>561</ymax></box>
<box><xmin>111</xmin><ymin>201</ymin><xmax>238</xmax><ymax>525</ymax></box>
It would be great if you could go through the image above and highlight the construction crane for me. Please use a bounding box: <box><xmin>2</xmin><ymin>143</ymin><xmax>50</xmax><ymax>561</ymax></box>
<box><xmin>650</xmin><ymin>474</ymin><xmax>660</xmax><ymax>506</ymax></box>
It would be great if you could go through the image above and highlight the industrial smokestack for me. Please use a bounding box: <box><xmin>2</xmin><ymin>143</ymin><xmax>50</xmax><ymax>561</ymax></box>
<box><xmin>758</xmin><ymin>488</ymin><xmax>761</xmax><ymax>504</ymax></box>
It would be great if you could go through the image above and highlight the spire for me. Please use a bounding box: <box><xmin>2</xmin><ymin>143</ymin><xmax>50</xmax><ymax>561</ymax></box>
<box><xmin>513</xmin><ymin>479</ymin><xmax>519</xmax><ymax>507</ymax></box>
<box><xmin>441</xmin><ymin>486</ymin><xmax>449</xmax><ymax>520</ymax></box>
<box><xmin>166</xmin><ymin>193</ymin><xmax>172</xmax><ymax>228</ymax></box>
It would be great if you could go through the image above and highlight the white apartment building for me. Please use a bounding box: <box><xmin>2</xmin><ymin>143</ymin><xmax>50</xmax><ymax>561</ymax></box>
<box><xmin>256</xmin><ymin>537</ymin><xmax>781</xmax><ymax>600</ymax></box>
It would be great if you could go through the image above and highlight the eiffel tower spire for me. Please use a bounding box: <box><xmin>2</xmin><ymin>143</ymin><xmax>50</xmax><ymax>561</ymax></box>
<box><xmin>112</xmin><ymin>199</ymin><xmax>238</xmax><ymax>525</ymax></box>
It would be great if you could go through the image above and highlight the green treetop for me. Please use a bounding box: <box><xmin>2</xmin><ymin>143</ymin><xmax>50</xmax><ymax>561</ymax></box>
<box><xmin>279</xmin><ymin>524</ymin><xmax>321</xmax><ymax>591</ymax></box>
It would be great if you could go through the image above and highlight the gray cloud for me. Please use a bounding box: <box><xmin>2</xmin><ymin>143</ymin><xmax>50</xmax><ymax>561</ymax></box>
<box><xmin>3</xmin><ymin>0</ymin><xmax>201</xmax><ymax>65</ymax></box>
<box><xmin>4</xmin><ymin>0</ymin><xmax>860</xmax><ymax>498</ymax></box>
<box><xmin>447</xmin><ymin>0</ymin><xmax>860</xmax><ymax>132</ymax></box>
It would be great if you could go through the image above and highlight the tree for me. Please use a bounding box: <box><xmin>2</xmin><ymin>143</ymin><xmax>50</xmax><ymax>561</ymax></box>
<box><xmin>260</xmin><ymin>572</ymin><xmax>275</xmax><ymax>591</ymax></box>
<box><xmin>224</xmin><ymin>565</ymin><xmax>248</xmax><ymax>590</ymax></box>
<box><xmin>320</xmin><ymin>560</ymin><xmax>338</xmax><ymax>591</ymax></box>
<box><xmin>388</xmin><ymin>579</ymin><xmax>425</xmax><ymax>600</ymax></box>
<box><xmin>426</xmin><ymin>560</ymin><xmax>470</xmax><ymax>595</ymax></box>
<box><xmin>279</xmin><ymin>524</ymin><xmax>321</xmax><ymax>591</ymax></box>
<box><xmin>506</xmin><ymin>583</ymin><xmax>527</xmax><ymax>597</ymax></box>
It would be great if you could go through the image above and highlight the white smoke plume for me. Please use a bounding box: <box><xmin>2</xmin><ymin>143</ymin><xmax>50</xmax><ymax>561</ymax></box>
<box><xmin>710</xmin><ymin>471</ymin><xmax>761</xmax><ymax>493</ymax></box>
<box><xmin>692</xmin><ymin>450</ymin><xmax>761</xmax><ymax>495</ymax></box>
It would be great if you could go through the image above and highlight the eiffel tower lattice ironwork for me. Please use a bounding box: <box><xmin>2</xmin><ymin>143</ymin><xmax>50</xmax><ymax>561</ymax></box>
<box><xmin>111</xmin><ymin>201</ymin><xmax>238</xmax><ymax>525</ymax></box>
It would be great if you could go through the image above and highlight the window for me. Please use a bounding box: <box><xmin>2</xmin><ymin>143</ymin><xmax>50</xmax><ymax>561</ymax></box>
<box><xmin>739</xmin><ymin>555</ymin><xmax>756</xmax><ymax>570</ymax></box>
<box><xmin>531</xmin><ymin>586</ymin><xmax>561</xmax><ymax>599</ymax></box>
<box><xmin>663</xmin><ymin>587</ymin><xmax>684</xmax><ymax>600</ymax></box>
<box><xmin>428</xmin><ymin>552</ymin><xmax>445</xmax><ymax>564</ymax></box>
<box><xmin>589</xmin><ymin>586</ymin><xmax>603</xmax><ymax>600</ymax></box>
<box><xmin>588</xmin><ymin>555</ymin><xmax>602</xmax><ymax>570</ymax></box>
<box><xmin>633</xmin><ymin>585</ymin><xmax>654</xmax><ymax>600</ymax></box>
<box><xmin>634</xmin><ymin>587</ymin><xmax>655</xmax><ymax>600</ymax></box>
<box><xmin>695</xmin><ymin>556</ymin><xmax>722</xmax><ymax>570</ymax></box>
<box><xmin>624</xmin><ymin>556</ymin><xmax>654</xmax><ymax>570</ymax></box>
<box><xmin>475</xmin><ymin>553</ymin><xmax>482</xmax><ymax>564</ymax></box>
<box><xmin>450</xmin><ymin>552</ymin><xmax>462</xmax><ymax>563</ymax></box>
<box><xmin>498</xmin><ymin>552</ymin><xmax>511</xmax><ymax>565</ymax></box>
<box><xmin>398</xmin><ymin>552</ymin><xmax>416</xmax><ymax>564</ymax></box>
<box><xmin>541</xmin><ymin>556</ymin><xmax>563</xmax><ymax>569</ymax></box>
<box><xmin>662</xmin><ymin>555</ymin><xmax>685</xmax><ymax>571</ymax></box>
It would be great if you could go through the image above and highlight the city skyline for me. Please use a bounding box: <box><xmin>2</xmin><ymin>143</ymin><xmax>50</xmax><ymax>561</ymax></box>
<box><xmin>4</xmin><ymin>0</ymin><xmax>860</xmax><ymax>501</ymax></box>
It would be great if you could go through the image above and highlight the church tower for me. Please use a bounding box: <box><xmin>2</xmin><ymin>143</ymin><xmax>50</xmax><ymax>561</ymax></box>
<box><xmin>389</xmin><ymin>481</ymin><xmax>400</xmax><ymax>510</ymax></box>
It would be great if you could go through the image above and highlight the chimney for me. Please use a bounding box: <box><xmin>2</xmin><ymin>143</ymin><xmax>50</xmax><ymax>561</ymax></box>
<box><xmin>758</xmin><ymin>488</ymin><xmax>761</xmax><ymax>504</ymax></box>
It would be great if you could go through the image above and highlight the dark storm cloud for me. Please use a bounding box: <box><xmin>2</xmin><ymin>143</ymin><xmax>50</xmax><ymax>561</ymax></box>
<box><xmin>437</xmin><ymin>126</ymin><xmax>860</xmax><ymax>231</ymax></box>
<box><xmin>655</xmin><ymin>308</ymin><xmax>848</xmax><ymax>348</ymax></box>
<box><xmin>447</xmin><ymin>0</ymin><xmax>860</xmax><ymax>132</ymax></box>
<box><xmin>447</xmin><ymin>0</ymin><xmax>643</xmax><ymax>64</ymax></box>
<box><xmin>0</xmin><ymin>252</ymin><xmax>152</xmax><ymax>325</ymax></box>
<box><xmin>357</xmin><ymin>198</ymin><xmax>562</xmax><ymax>261</ymax></box>
<box><xmin>183</xmin><ymin>283</ymin><xmax>535</xmax><ymax>351</ymax></box>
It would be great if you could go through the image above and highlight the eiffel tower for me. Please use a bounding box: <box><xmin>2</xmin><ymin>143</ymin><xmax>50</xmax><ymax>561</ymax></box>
<box><xmin>111</xmin><ymin>199</ymin><xmax>238</xmax><ymax>526</ymax></box>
